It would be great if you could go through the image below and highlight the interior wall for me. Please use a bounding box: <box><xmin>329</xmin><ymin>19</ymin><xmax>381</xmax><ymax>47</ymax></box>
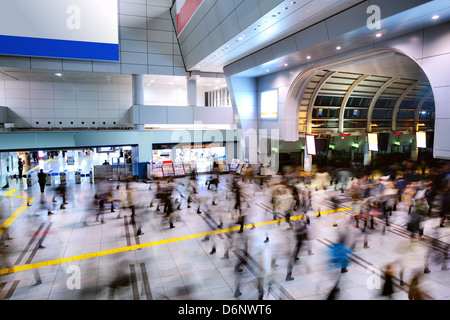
<box><xmin>378</xmin><ymin>21</ymin><xmax>450</xmax><ymax>159</ymax></box>
<box><xmin>0</xmin><ymin>0</ymin><xmax>187</xmax><ymax>77</ymax></box>
<box><xmin>0</xmin><ymin>77</ymin><xmax>218</xmax><ymax>129</ymax></box>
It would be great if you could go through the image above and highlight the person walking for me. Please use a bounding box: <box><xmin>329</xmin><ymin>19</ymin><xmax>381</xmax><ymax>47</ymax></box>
<box><xmin>18</xmin><ymin>158</ymin><xmax>23</xmax><ymax>179</ymax></box>
<box><xmin>440</xmin><ymin>188</ymin><xmax>450</xmax><ymax>227</ymax></box>
<box><xmin>328</xmin><ymin>235</ymin><xmax>352</xmax><ymax>294</ymax></box>
<box><xmin>286</xmin><ymin>221</ymin><xmax>308</xmax><ymax>281</ymax></box>
<box><xmin>381</xmin><ymin>263</ymin><xmax>395</xmax><ymax>299</ymax></box>
<box><xmin>38</xmin><ymin>169</ymin><xmax>47</xmax><ymax>193</ymax></box>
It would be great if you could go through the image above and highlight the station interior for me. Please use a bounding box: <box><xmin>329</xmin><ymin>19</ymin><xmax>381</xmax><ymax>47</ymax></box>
<box><xmin>0</xmin><ymin>0</ymin><xmax>449</xmax><ymax>301</ymax></box>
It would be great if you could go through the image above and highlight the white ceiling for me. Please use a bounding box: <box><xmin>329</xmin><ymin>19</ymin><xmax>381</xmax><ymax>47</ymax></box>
<box><xmin>328</xmin><ymin>52</ymin><xmax>429</xmax><ymax>81</ymax></box>
<box><xmin>191</xmin><ymin>0</ymin><xmax>365</xmax><ymax>73</ymax></box>
<box><xmin>0</xmin><ymin>68</ymin><xmax>227</xmax><ymax>90</ymax></box>
<box><xmin>0</xmin><ymin>0</ymin><xmax>449</xmax><ymax>91</ymax></box>
<box><xmin>222</xmin><ymin>0</ymin><xmax>450</xmax><ymax>78</ymax></box>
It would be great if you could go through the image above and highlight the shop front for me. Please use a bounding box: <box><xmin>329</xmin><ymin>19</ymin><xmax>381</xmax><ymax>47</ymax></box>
<box><xmin>150</xmin><ymin>142</ymin><xmax>231</xmax><ymax>178</ymax></box>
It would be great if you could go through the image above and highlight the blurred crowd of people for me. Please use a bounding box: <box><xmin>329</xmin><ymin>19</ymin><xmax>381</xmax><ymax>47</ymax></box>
<box><xmin>0</xmin><ymin>156</ymin><xmax>448</xmax><ymax>300</ymax></box>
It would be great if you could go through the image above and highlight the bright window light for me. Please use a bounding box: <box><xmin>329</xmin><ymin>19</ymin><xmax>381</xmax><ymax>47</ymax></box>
<box><xmin>306</xmin><ymin>135</ymin><xmax>316</xmax><ymax>155</ymax></box>
<box><xmin>416</xmin><ymin>131</ymin><xmax>427</xmax><ymax>148</ymax></box>
<box><xmin>368</xmin><ymin>133</ymin><xmax>378</xmax><ymax>152</ymax></box>
<box><xmin>260</xmin><ymin>89</ymin><xmax>278</xmax><ymax>119</ymax></box>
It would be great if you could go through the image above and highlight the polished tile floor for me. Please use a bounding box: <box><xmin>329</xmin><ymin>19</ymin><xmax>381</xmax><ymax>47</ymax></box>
<box><xmin>0</xmin><ymin>157</ymin><xmax>449</xmax><ymax>301</ymax></box>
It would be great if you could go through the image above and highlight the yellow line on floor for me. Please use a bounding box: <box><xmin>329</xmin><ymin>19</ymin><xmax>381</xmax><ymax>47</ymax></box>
<box><xmin>0</xmin><ymin>206</ymin><xmax>351</xmax><ymax>276</ymax></box>
<box><xmin>24</xmin><ymin>158</ymin><xmax>52</xmax><ymax>175</ymax></box>
<box><xmin>0</xmin><ymin>189</ymin><xmax>35</xmax><ymax>237</ymax></box>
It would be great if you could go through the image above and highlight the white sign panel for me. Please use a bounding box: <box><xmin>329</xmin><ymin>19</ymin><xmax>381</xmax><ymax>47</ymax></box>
<box><xmin>368</xmin><ymin>133</ymin><xmax>378</xmax><ymax>152</ymax></box>
<box><xmin>0</xmin><ymin>0</ymin><xmax>119</xmax><ymax>61</ymax></box>
<box><xmin>261</xmin><ymin>90</ymin><xmax>278</xmax><ymax>119</ymax></box>
<box><xmin>306</xmin><ymin>135</ymin><xmax>316</xmax><ymax>156</ymax></box>
<box><xmin>416</xmin><ymin>131</ymin><xmax>426</xmax><ymax>148</ymax></box>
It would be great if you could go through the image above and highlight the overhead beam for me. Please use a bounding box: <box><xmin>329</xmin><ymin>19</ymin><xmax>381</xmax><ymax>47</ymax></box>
<box><xmin>366</xmin><ymin>78</ymin><xmax>399</xmax><ymax>132</ymax></box>
<box><xmin>392</xmin><ymin>81</ymin><xmax>418</xmax><ymax>132</ymax></box>
<box><xmin>413</xmin><ymin>89</ymin><xmax>433</xmax><ymax>132</ymax></box>
<box><xmin>338</xmin><ymin>74</ymin><xmax>370</xmax><ymax>133</ymax></box>
<box><xmin>306</xmin><ymin>71</ymin><xmax>337</xmax><ymax>134</ymax></box>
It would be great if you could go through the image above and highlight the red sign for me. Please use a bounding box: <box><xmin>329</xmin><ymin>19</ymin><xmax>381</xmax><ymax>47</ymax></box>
<box><xmin>176</xmin><ymin>0</ymin><xmax>204</xmax><ymax>36</ymax></box>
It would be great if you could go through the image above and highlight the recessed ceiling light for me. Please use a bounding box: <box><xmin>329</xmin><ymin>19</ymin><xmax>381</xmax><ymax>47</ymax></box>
<box><xmin>432</xmin><ymin>15</ymin><xmax>440</xmax><ymax>20</ymax></box>
<box><xmin>336</xmin><ymin>46</ymin><xmax>342</xmax><ymax>50</ymax></box>
<box><xmin>284</xmin><ymin>63</ymin><xmax>288</xmax><ymax>67</ymax></box>
<box><xmin>307</xmin><ymin>56</ymin><xmax>311</xmax><ymax>60</ymax></box>
<box><xmin>238</xmin><ymin>37</ymin><xmax>243</xmax><ymax>41</ymax></box>
<box><xmin>266</xmin><ymin>69</ymin><xmax>270</xmax><ymax>72</ymax></box>
<box><xmin>376</xmin><ymin>33</ymin><xmax>382</xmax><ymax>37</ymax></box>
<box><xmin>55</xmin><ymin>73</ymin><xmax>62</xmax><ymax>77</ymax></box>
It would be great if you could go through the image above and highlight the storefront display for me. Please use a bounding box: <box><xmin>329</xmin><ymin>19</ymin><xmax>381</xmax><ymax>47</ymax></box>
<box><xmin>190</xmin><ymin>148</ymin><xmax>212</xmax><ymax>173</ymax></box>
<box><xmin>240</xmin><ymin>163</ymin><xmax>248</xmax><ymax>175</ymax></box>
<box><xmin>230</xmin><ymin>159</ymin><xmax>238</xmax><ymax>171</ymax></box>
<box><xmin>152</xmin><ymin>164</ymin><xmax>163</xmax><ymax>178</ymax></box>
<box><xmin>152</xmin><ymin>143</ymin><xmax>227</xmax><ymax>174</ymax></box>
<box><xmin>236</xmin><ymin>163</ymin><xmax>243</xmax><ymax>174</ymax></box>
<box><xmin>219</xmin><ymin>159</ymin><xmax>229</xmax><ymax>172</ymax></box>
<box><xmin>162</xmin><ymin>162</ymin><xmax>174</xmax><ymax>177</ymax></box>
<box><xmin>183</xmin><ymin>163</ymin><xmax>191</xmax><ymax>175</ymax></box>
<box><xmin>173</xmin><ymin>163</ymin><xmax>185</xmax><ymax>176</ymax></box>
<box><xmin>153</xmin><ymin>149</ymin><xmax>172</xmax><ymax>163</ymax></box>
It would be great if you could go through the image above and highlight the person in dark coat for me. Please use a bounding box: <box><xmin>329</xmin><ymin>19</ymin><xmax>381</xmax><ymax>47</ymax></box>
<box><xmin>18</xmin><ymin>159</ymin><xmax>23</xmax><ymax>178</ymax></box>
<box><xmin>38</xmin><ymin>169</ymin><xmax>47</xmax><ymax>193</ymax></box>
<box><xmin>440</xmin><ymin>189</ymin><xmax>450</xmax><ymax>227</ymax></box>
<box><xmin>381</xmin><ymin>263</ymin><xmax>394</xmax><ymax>299</ymax></box>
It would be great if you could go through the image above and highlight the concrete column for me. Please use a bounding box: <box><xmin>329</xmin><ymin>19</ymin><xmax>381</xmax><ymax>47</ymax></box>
<box><xmin>132</xmin><ymin>74</ymin><xmax>144</xmax><ymax>106</ymax></box>
<box><xmin>363</xmin><ymin>142</ymin><xmax>372</xmax><ymax>166</ymax></box>
<box><xmin>132</xmin><ymin>74</ymin><xmax>144</xmax><ymax>130</ymax></box>
<box><xmin>411</xmin><ymin>135</ymin><xmax>418</xmax><ymax>161</ymax></box>
<box><xmin>187</xmin><ymin>79</ymin><xmax>197</xmax><ymax>107</ymax></box>
<box><xmin>304</xmin><ymin>151</ymin><xmax>312</xmax><ymax>172</ymax></box>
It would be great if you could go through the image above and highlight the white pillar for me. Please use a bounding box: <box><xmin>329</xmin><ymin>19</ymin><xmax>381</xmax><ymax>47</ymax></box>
<box><xmin>411</xmin><ymin>135</ymin><xmax>418</xmax><ymax>161</ymax></box>
<box><xmin>132</xmin><ymin>74</ymin><xmax>144</xmax><ymax>106</ymax></box>
<box><xmin>304</xmin><ymin>150</ymin><xmax>312</xmax><ymax>172</ymax></box>
<box><xmin>363</xmin><ymin>142</ymin><xmax>372</xmax><ymax>166</ymax></box>
<box><xmin>187</xmin><ymin>79</ymin><xmax>197</xmax><ymax>107</ymax></box>
<box><xmin>132</xmin><ymin>74</ymin><xmax>144</xmax><ymax>130</ymax></box>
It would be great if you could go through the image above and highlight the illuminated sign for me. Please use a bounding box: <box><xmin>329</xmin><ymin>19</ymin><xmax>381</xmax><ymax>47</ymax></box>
<box><xmin>368</xmin><ymin>133</ymin><xmax>378</xmax><ymax>152</ymax></box>
<box><xmin>306</xmin><ymin>135</ymin><xmax>316</xmax><ymax>155</ymax></box>
<box><xmin>416</xmin><ymin>131</ymin><xmax>426</xmax><ymax>148</ymax></box>
<box><xmin>0</xmin><ymin>0</ymin><xmax>119</xmax><ymax>61</ymax></box>
<box><xmin>261</xmin><ymin>89</ymin><xmax>278</xmax><ymax>119</ymax></box>
<box><xmin>97</xmin><ymin>147</ymin><xmax>114</xmax><ymax>153</ymax></box>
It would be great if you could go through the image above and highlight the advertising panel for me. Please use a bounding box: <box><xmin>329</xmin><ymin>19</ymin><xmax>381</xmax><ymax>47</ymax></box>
<box><xmin>0</xmin><ymin>0</ymin><xmax>119</xmax><ymax>61</ymax></box>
